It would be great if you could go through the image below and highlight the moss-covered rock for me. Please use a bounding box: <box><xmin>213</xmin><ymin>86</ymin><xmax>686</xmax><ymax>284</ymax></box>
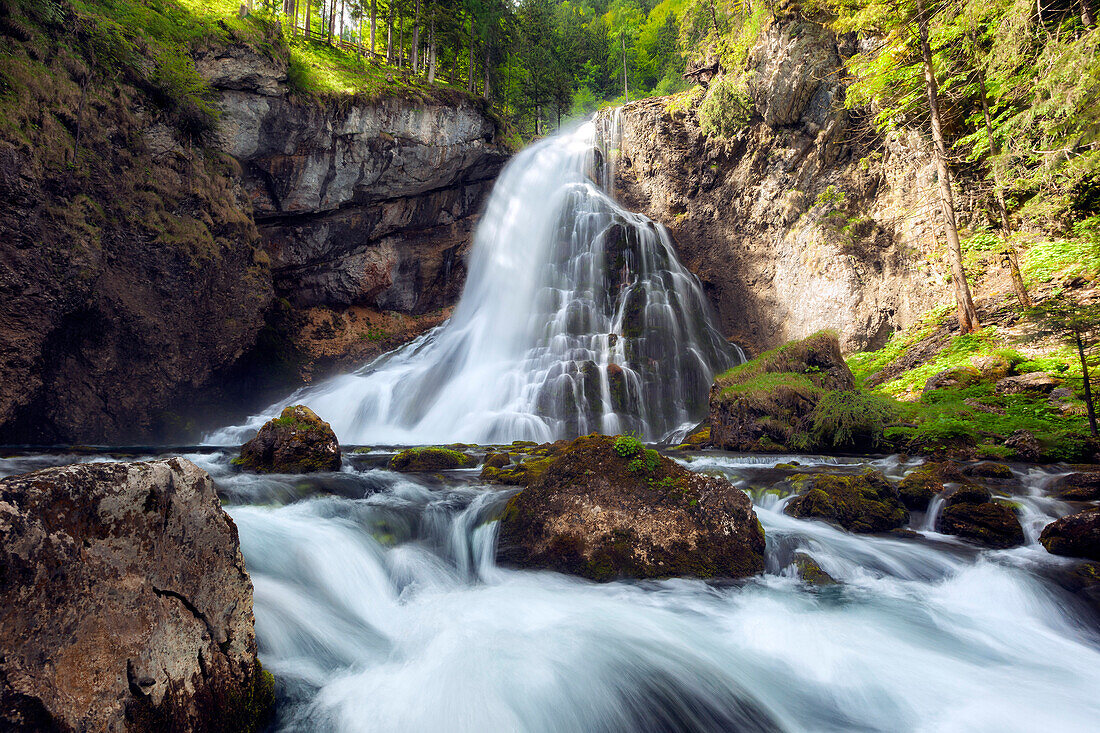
<box><xmin>961</xmin><ymin>462</ymin><xmax>1014</xmax><ymax>480</ymax></box>
<box><xmin>792</xmin><ymin>552</ymin><xmax>837</xmax><ymax>586</ymax></box>
<box><xmin>497</xmin><ymin>434</ymin><xmax>765</xmax><ymax>581</ymax></box>
<box><xmin>1040</xmin><ymin>508</ymin><xmax>1100</xmax><ymax>561</ymax></box>
<box><xmin>482</xmin><ymin>451</ymin><xmax>511</xmax><ymax>470</ymax></box>
<box><xmin>784</xmin><ymin>469</ymin><xmax>909</xmax><ymax>533</ymax></box>
<box><xmin>709</xmin><ymin>331</ymin><xmax>858</xmax><ymax>451</ymax></box>
<box><xmin>237</xmin><ymin>405</ymin><xmax>341</xmax><ymax>473</ymax></box>
<box><xmin>937</xmin><ymin>489</ymin><xmax>1025</xmax><ymax>549</ymax></box>
<box><xmin>1048</xmin><ymin>471</ymin><xmax>1100</xmax><ymax>501</ymax></box>
<box><xmin>390</xmin><ymin>447</ymin><xmax>476</xmax><ymax>471</ymax></box>
<box><xmin>896</xmin><ymin>463</ymin><xmax>946</xmax><ymax>510</ymax></box>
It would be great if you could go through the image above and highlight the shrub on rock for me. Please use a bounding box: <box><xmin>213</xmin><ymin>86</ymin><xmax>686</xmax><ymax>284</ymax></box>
<box><xmin>1040</xmin><ymin>508</ymin><xmax>1100</xmax><ymax>561</ymax></box>
<box><xmin>497</xmin><ymin>434</ymin><xmax>765</xmax><ymax>581</ymax></box>
<box><xmin>0</xmin><ymin>459</ymin><xmax>273</xmax><ymax>732</ymax></box>
<box><xmin>784</xmin><ymin>468</ymin><xmax>909</xmax><ymax>533</ymax></box>
<box><xmin>238</xmin><ymin>405</ymin><xmax>341</xmax><ymax>473</ymax></box>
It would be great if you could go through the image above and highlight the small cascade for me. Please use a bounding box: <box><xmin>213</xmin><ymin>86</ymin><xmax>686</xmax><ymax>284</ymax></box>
<box><xmin>210</xmin><ymin>117</ymin><xmax>740</xmax><ymax>445</ymax></box>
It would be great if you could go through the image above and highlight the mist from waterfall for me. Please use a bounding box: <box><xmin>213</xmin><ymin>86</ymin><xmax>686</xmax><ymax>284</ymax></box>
<box><xmin>208</xmin><ymin>114</ymin><xmax>739</xmax><ymax>446</ymax></box>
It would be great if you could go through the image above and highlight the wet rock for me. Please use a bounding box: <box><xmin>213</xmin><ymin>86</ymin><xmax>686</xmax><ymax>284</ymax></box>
<box><xmin>482</xmin><ymin>451</ymin><xmax>511</xmax><ymax>470</ymax></box>
<box><xmin>238</xmin><ymin>405</ymin><xmax>341</xmax><ymax>473</ymax></box>
<box><xmin>390</xmin><ymin>446</ymin><xmax>476</xmax><ymax>471</ymax></box>
<box><xmin>1048</xmin><ymin>471</ymin><xmax>1100</xmax><ymax>501</ymax></box>
<box><xmin>923</xmin><ymin>366</ymin><xmax>981</xmax><ymax>393</ymax></box>
<box><xmin>1040</xmin><ymin>508</ymin><xmax>1100</xmax><ymax>561</ymax></box>
<box><xmin>0</xmin><ymin>459</ymin><xmax>274</xmax><ymax>732</ymax></box>
<box><xmin>784</xmin><ymin>468</ymin><xmax>909</xmax><ymax>533</ymax></box>
<box><xmin>937</xmin><ymin>487</ymin><xmax>1024</xmax><ymax>549</ymax></box>
<box><xmin>497</xmin><ymin>435</ymin><xmax>765</xmax><ymax>581</ymax></box>
<box><xmin>995</xmin><ymin>372</ymin><xmax>1062</xmax><ymax>396</ymax></box>
<box><xmin>792</xmin><ymin>552</ymin><xmax>837</xmax><ymax>586</ymax></box>
<box><xmin>897</xmin><ymin>463</ymin><xmax>946</xmax><ymax>511</ymax></box>
<box><xmin>1004</xmin><ymin>430</ymin><xmax>1041</xmax><ymax>462</ymax></box>
<box><xmin>709</xmin><ymin>331</ymin><xmax>855</xmax><ymax>451</ymax></box>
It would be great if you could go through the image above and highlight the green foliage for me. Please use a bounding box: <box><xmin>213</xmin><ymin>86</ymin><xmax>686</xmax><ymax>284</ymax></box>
<box><xmin>1020</xmin><ymin>217</ymin><xmax>1100</xmax><ymax>284</ymax></box>
<box><xmin>627</xmin><ymin>447</ymin><xmax>660</xmax><ymax>473</ymax></box>
<box><xmin>613</xmin><ymin>434</ymin><xmax>643</xmax><ymax>457</ymax></box>
<box><xmin>698</xmin><ymin>73</ymin><xmax>753</xmax><ymax>138</ymax></box>
<box><xmin>806</xmin><ymin>390</ymin><xmax>897</xmax><ymax>448</ymax></box>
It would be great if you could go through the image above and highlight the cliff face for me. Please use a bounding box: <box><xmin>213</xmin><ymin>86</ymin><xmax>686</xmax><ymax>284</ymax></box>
<box><xmin>608</xmin><ymin>18</ymin><xmax>948</xmax><ymax>354</ymax></box>
<box><xmin>0</xmin><ymin>24</ymin><xmax>508</xmax><ymax>444</ymax></box>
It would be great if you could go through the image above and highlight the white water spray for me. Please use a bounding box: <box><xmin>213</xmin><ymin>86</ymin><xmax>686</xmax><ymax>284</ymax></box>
<box><xmin>209</xmin><ymin>118</ymin><xmax>738</xmax><ymax>445</ymax></box>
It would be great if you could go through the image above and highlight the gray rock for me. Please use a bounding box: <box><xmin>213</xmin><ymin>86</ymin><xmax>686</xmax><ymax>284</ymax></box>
<box><xmin>0</xmin><ymin>459</ymin><xmax>272</xmax><ymax>731</ymax></box>
<box><xmin>995</xmin><ymin>372</ymin><xmax>1062</xmax><ymax>395</ymax></box>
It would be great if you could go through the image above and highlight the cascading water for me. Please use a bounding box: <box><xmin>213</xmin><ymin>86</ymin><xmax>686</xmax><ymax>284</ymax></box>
<box><xmin>208</xmin><ymin>116</ymin><xmax>739</xmax><ymax>445</ymax></box>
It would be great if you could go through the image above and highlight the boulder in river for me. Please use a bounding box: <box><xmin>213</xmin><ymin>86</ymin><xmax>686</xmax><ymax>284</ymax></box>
<box><xmin>1048</xmin><ymin>471</ymin><xmax>1100</xmax><ymax>501</ymax></box>
<box><xmin>0</xmin><ymin>459</ymin><xmax>273</xmax><ymax>732</ymax></box>
<box><xmin>497</xmin><ymin>434</ymin><xmax>765</xmax><ymax>581</ymax></box>
<box><xmin>238</xmin><ymin>404</ymin><xmax>341</xmax><ymax>473</ymax></box>
<box><xmin>784</xmin><ymin>468</ymin><xmax>909</xmax><ymax>533</ymax></box>
<box><xmin>1040</xmin><ymin>508</ymin><xmax>1100</xmax><ymax>561</ymax></box>
<box><xmin>936</xmin><ymin>487</ymin><xmax>1024</xmax><ymax>548</ymax></box>
<box><xmin>896</xmin><ymin>463</ymin><xmax>947</xmax><ymax>511</ymax></box>
<box><xmin>390</xmin><ymin>446</ymin><xmax>477</xmax><ymax>471</ymax></box>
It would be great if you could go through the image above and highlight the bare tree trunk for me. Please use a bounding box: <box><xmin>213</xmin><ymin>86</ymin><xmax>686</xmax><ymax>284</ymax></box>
<box><xmin>1083</xmin><ymin>0</ymin><xmax>1096</xmax><ymax>26</ymax></box>
<box><xmin>621</xmin><ymin>31</ymin><xmax>629</xmax><ymax>102</ymax></box>
<box><xmin>409</xmin><ymin>0</ymin><xmax>415</xmax><ymax>73</ymax></box>
<box><xmin>305</xmin><ymin>0</ymin><xmax>311</xmax><ymax>36</ymax></box>
<box><xmin>1077</xmin><ymin>328</ymin><xmax>1098</xmax><ymax>436</ymax></box>
<box><xmin>428</xmin><ymin>7</ymin><xmax>437</xmax><ymax>83</ymax></box>
<box><xmin>483</xmin><ymin>40</ymin><xmax>490</xmax><ymax>100</ymax></box>
<box><xmin>370</xmin><ymin>0</ymin><xmax>376</xmax><ymax>54</ymax></box>
<box><xmin>972</xmin><ymin>45</ymin><xmax>1031</xmax><ymax>306</ymax></box>
<box><xmin>468</xmin><ymin>40</ymin><xmax>476</xmax><ymax>93</ymax></box>
<box><xmin>917</xmin><ymin>0</ymin><xmax>980</xmax><ymax>333</ymax></box>
<box><xmin>387</xmin><ymin>2</ymin><xmax>394</xmax><ymax>63</ymax></box>
<box><xmin>398</xmin><ymin>7</ymin><xmax>404</xmax><ymax>67</ymax></box>
<box><xmin>338</xmin><ymin>0</ymin><xmax>345</xmax><ymax>42</ymax></box>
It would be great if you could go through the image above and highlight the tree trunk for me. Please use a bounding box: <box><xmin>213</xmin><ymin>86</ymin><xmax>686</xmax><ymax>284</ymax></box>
<box><xmin>305</xmin><ymin>0</ymin><xmax>311</xmax><ymax>36</ymax></box>
<box><xmin>385</xmin><ymin>3</ymin><xmax>393</xmax><ymax>63</ymax></box>
<box><xmin>1083</xmin><ymin>0</ymin><xmax>1096</xmax><ymax>27</ymax></box>
<box><xmin>370</xmin><ymin>0</ymin><xmax>376</xmax><ymax>54</ymax></box>
<box><xmin>338</xmin><ymin>0</ymin><xmax>345</xmax><ymax>42</ymax></box>
<box><xmin>972</xmin><ymin>46</ymin><xmax>1031</xmax><ymax>306</ymax></box>
<box><xmin>428</xmin><ymin>8</ymin><xmax>437</xmax><ymax>83</ymax></box>
<box><xmin>1076</xmin><ymin>329</ymin><xmax>1098</xmax><ymax>436</ymax></box>
<box><xmin>398</xmin><ymin>7</ymin><xmax>404</xmax><ymax>68</ymax></box>
<box><xmin>412</xmin><ymin>0</ymin><xmax>420</xmax><ymax>73</ymax></box>
<box><xmin>483</xmin><ymin>40</ymin><xmax>490</xmax><ymax>100</ymax></box>
<box><xmin>917</xmin><ymin>0</ymin><xmax>980</xmax><ymax>333</ymax></box>
<box><xmin>621</xmin><ymin>31</ymin><xmax>628</xmax><ymax>102</ymax></box>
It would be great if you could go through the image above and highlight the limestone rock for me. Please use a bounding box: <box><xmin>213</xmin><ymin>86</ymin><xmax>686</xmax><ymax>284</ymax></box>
<box><xmin>897</xmin><ymin>463</ymin><xmax>946</xmax><ymax>511</ymax></box>
<box><xmin>0</xmin><ymin>459</ymin><xmax>273</xmax><ymax>732</ymax></box>
<box><xmin>1004</xmin><ymin>429</ymin><xmax>1041</xmax><ymax>461</ymax></box>
<box><xmin>748</xmin><ymin>20</ymin><xmax>842</xmax><ymax>128</ymax></box>
<box><xmin>923</xmin><ymin>367</ymin><xmax>981</xmax><ymax>393</ymax></box>
<box><xmin>497</xmin><ymin>435</ymin><xmax>765</xmax><ymax>581</ymax></box>
<box><xmin>389</xmin><ymin>447</ymin><xmax>476</xmax><ymax>472</ymax></box>
<box><xmin>936</xmin><ymin>487</ymin><xmax>1024</xmax><ymax>548</ymax></box>
<box><xmin>1048</xmin><ymin>471</ymin><xmax>1100</xmax><ymax>501</ymax></box>
<box><xmin>1040</xmin><ymin>508</ymin><xmax>1100</xmax><ymax>561</ymax></box>
<box><xmin>784</xmin><ymin>468</ymin><xmax>909</xmax><ymax>533</ymax></box>
<box><xmin>238</xmin><ymin>405</ymin><xmax>341</xmax><ymax>473</ymax></box>
<box><xmin>995</xmin><ymin>372</ymin><xmax>1062</xmax><ymax>396</ymax></box>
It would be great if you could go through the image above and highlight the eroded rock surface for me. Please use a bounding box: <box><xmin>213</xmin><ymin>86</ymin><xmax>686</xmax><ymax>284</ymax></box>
<box><xmin>497</xmin><ymin>435</ymin><xmax>765</xmax><ymax>580</ymax></box>
<box><xmin>784</xmin><ymin>468</ymin><xmax>909</xmax><ymax>533</ymax></box>
<box><xmin>1041</xmin><ymin>508</ymin><xmax>1100</xmax><ymax>561</ymax></box>
<box><xmin>0</xmin><ymin>459</ymin><xmax>272</xmax><ymax>732</ymax></box>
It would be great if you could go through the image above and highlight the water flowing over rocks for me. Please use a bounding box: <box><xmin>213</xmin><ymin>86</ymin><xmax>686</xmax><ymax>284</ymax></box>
<box><xmin>784</xmin><ymin>468</ymin><xmax>910</xmax><ymax>533</ymax></box>
<box><xmin>0</xmin><ymin>458</ymin><xmax>272</xmax><ymax>731</ymax></box>
<box><xmin>237</xmin><ymin>405</ymin><xmax>341</xmax><ymax>473</ymax></box>
<box><xmin>1041</xmin><ymin>508</ymin><xmax>1100</xmax><ymax>561</ymax></box>
<box><xmin>604</xmin><ymin>17</ymin><xmax>945</xmax><ymax>353</ymax></box>
<box><xmin>497</xmin><ymin>435</ymin><xmax>765</xmax><ymax>580</ymax></box>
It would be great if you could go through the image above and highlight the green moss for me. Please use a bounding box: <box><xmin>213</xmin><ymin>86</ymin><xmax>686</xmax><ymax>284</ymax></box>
<box><xmin>390</xmin><ymin>447</ymin><xmax>475</xmax><ymax>471</ymax></box>
<box><xmin>785</xmin><ymin>469</ymin><xmax>909</xmax><ymax>533</ymax></box>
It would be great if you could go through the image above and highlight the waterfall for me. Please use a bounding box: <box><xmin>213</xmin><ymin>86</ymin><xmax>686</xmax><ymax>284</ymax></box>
<box><xmin>209</xmin><ymin>118</ymin><xmax>740</xmax><ymax>446</ymax></box>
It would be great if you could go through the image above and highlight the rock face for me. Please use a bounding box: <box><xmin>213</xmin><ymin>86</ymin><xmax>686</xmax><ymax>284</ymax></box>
<box><xmin>1040</xmin><ymin>509</ymin><xmax>1100</xmax><ymax>561</ymax></box>
<box><xmin>784</xmin><ymin>469</ymin><xmax>910</xmax><ymax>533</ymax></box>
<box><xmin>1048</xmin><ymin>472</ymin><xmax>1100</xmax><ymax>501</ymax></box>
<box><xmin>937</xmin><ymin>489</ymin><xmax>1024</xmax><ymax>548</ymax></box>
<box><xmin>0</xmin><ymin>19</ymin><xmax>508</xmax><ymax>444</ymax></box>
<box><xmin>497</xmin><ymin>435</ymin><xmax>765</xmax><ymax>580</ymax></box>
<box><xmin>606</xmin><ymin>17</ymin><xmax>944</xmax><ymax>353</ymax></box>
<box><xmin>0</xmin><ymin>459</ymin><xmax>273</xmax><ymax>731</ymax></box>
<box><xmin>238</xmin><ymin>405</ymin><xmax>341</xmax><ymax>473</ymax></box>
<box><xmin>709</xmin><ymin>331</ymin><xmax>856</xmax><ymax>451</ymax></box>
<box><xmin>994</xmin><ymin>372</ymin><xmax>1062</xmax><ymax>395</ymax></box>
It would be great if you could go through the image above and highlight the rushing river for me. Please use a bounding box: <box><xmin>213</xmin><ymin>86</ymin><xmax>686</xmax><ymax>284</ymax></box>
<box><xmin>3</xmin><ymin>449</ymin><xmax>1098</xmax><ymax>732</ymax></box>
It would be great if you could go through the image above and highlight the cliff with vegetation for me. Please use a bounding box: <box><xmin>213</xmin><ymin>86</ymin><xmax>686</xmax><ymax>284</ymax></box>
<box><xmin>0</xmin><ymin>0</ymin><xmax>508</xmax><ymax>443</ymax></box>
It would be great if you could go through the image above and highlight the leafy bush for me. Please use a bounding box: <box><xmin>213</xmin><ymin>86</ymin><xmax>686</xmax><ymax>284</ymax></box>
<box><xmin>698</xmin><ymin>73</ymin><xmax>754</xmax><ymax>140</ymax></box>
<box><xmin>806</xmin><ymin>390</ymin><xmax>897</xmax><ymax>448</ymax></box>
<box><xmin>613</xmin><ymin>434</ymin><xmax>643</xmax><ymax>458</ymax></box>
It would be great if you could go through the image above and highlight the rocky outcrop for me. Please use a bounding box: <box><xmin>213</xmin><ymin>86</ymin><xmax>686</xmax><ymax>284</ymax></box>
<box><xmin>606</xmin><ymin>17</ymin><xmax>945</xmax><ymax>353</ymax></box>
<box><xmin>389</xmin><ymin>446</ymin><xmax>476</xmax><ymax>471</ymax></box>
<box><xmin>784</xmin><ymin>469</ymin><xmax>909</xmax><ymax>533</ymax></box>
<box><xmin>709</xmin><ymin>331</ymin><xmax>856</xmax><ymax>451</ymax></box>
<box><xmin>238</xmin><ymin>404</ymin><xmax>341</xmax><ymax>473</ymax></box>
<box><xmin>1048</xmin><ymin>471</ymin><xmax>1100</xmax><ymax>501</ymax></box>
<box><xmin>937</xmin><ymin>487</ymin><xmax>1024</xmax><ymax>548</ymax></box>
<box><xmin>497</xmin><ymin>435</ymin><xmax>765</xmax><ymax>580</ymax></box>
<box><xmin>1040</xmin><ymin>508</ymin><xmax>1100</xmax><ymax>561</ymax></box>
<box><xmin>0</xmin><ymin>459</ymin><xmax>273</xmax><ymax>731</ymax></box>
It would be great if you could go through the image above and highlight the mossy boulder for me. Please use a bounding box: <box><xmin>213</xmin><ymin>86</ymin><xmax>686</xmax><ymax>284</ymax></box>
<box><xmin>897</xmin><ymin>463</ymin><xmax>947</xmax><ymax>510</ymax></box>
<box><xmin>792</xmin><ymin>552</ymin><xmax>837</xmax><ymax>586</ymax></box>
<box><xmin>709</xmin><ymin>331</ymin><xmax>856</xmax><ymax>451</ymax></box>
<box><xmin>238</xmin><ymin>405</ymin><xmax>341</xmax><ymax>473</ymax></box>
<box><xmin>923</xmin><ymin>366</ymin><xmax>982</xmax><ymax>393</ymax></box>
<box><xmin>482</xmin><ymin>451</ymin><xmax>511</xmax><ymax>470</ymax></box>
<box><xmin>1048</xmin><ymin>471</ymin><xmax>1100</xmax><ymax>501</ymax></box>
<box><xmin>961</xmin><ymin>462</ymin><xmax>1014</xmax><ymax>480</ymax></box>
<box><xmin>784</xmin><ymin>469</ymin><xmax>909</xmax><ymax>533</ymax></box>
<box><xmin>496</xmin><ymin>434</ymin><xmax>765</xmax><ymax>581</ymax></box>
<box><xmin>936</xmin><ymin>486</ymin><xmax>1024</xmax><ymax>548</ymax></box>
<box><xmin>390</xmin><ymin>447</ymin><xmax>476</xmax><ymax>471</ymax></box>
<box><xmin>1040</xmin><ymin>508</ymin><xmax>1100</xmax><ymax>561</ymax></box>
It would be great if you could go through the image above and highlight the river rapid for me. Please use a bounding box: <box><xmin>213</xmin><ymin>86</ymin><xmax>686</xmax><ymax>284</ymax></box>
<box><xmin>3</xmin><ymin>448</ymin><xmax>1098</xmax><ymax>732</ymax></box>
